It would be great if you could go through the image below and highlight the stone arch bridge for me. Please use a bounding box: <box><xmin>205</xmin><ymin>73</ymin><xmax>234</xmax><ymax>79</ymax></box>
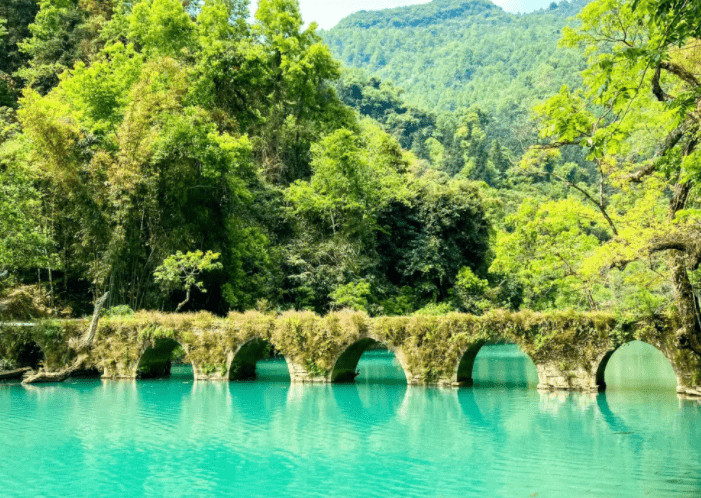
<box><xmin>1</xmin><ymin>310</ymin><xmax>699</xmax><ymax>396</ymax></box>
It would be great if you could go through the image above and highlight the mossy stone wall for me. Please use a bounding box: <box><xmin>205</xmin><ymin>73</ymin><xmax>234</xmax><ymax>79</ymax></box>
<box><xmin>1</xmin><ymin>309</ymin><xmax>699</xmax><ymax>394</ymax></box>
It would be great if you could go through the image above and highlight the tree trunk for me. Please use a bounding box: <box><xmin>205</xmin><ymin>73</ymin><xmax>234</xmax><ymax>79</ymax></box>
<box><xmin>671</xmin><ymin>252</ymin><xmax>701</xmax><ymax>355</ymax></box>
<box><xmin>0</xmin><ymin>367</ymin><xmax>31</xmax><ymax>381</ymax></box>
<box><xmin>81</xmin><ymin>291</ymin><xmax>109</xmax><ymax>347</ymax></box>
<box><xmin>668</xmin><ymin>180</ymin><xmax>701</xmax><ymax>356</ymax></box>
<box><xmin>175</xmin><ymin>287</ymin><xmax>190</xmax><ymax>313</ymax></box>
<box><xmin>22</xmin><ymin>363</ymin><xmax>79</xmax><ymax>384</ymax></box>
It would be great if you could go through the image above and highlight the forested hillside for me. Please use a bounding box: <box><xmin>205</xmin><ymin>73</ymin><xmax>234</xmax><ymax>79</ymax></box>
<box><xmin>323</xmin><ymin>0</ymin><xmax>589</xmax><ymax>153</ymax></box>
<box><xmin>0</xmin><ymin>0</ymin><xmax>492</xmax><ymax>317</ymax></box>
<box><xmin>327</xmin><ymin>0</ymin><xmax>701</xmax><ymax>354</ymax></box>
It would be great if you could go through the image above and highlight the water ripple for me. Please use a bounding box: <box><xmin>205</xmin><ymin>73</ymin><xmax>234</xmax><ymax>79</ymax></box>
<box><xmin>1</xmin><ymin>355</ymin><xmax>700</xmax><ymax>498</ymax></box>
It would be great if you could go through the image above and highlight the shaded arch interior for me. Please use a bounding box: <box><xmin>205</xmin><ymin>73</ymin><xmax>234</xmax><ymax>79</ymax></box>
<box><xmin>17</xmin><ymin>341</ymin><xmax>44</xmax><ymax>370</ymax></box>
<box><xmin>229</xmin><ymin>339</ymin><xmax>286</xmax><ymax>381</ymax></box>
<box><xmin>137</xmin><ymin>338</ymin><xmax>186</xmax><ymax>379</ymax></box>
<box><xmin>331</xmin><ymin>338</ymin><xmax>406</xmax><ymax>383</ymax></box>
<box><xmin>595</xmin><ymin>350</ymin><xmax>615</xmax><ymax>390</ymax></box>
<box><xmin>456</xmin><ymin>341</ymin><xmax>487</xmax><ymax>385</ymax></box>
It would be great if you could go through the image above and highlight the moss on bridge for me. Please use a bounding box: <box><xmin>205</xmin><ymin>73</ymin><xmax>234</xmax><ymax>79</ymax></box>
<box><xmin>1</xmin><ymin>309</ymin><xmax>699</xmax><ymax>394</ymax></box>
<box><xmin>0</xmin><ymin>320</ymin><xmax>86</xmax><ymax>371</ymax></box>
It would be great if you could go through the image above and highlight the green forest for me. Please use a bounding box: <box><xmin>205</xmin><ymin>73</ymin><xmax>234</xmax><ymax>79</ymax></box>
<box><xmin>323</xmin><ymin>0</ymin><xmax>589</xmax><ymax>155</ymax></box>
<box><xmin>0</xmin><ymin>0</ymin><xmax>700</xmax><ymax>355</ymax></box>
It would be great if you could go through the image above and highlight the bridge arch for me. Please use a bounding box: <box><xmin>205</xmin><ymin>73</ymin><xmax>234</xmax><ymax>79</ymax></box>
<box><xmin>16</xmin><ymin>340</ymin><xmax>45</xmax><ymax>370</ymax></box>
<box><xmin>452</xmin><ymin>340</ymin><xmax>538</xmax><ymax>387</ymax></box>
<box><xmin>228</xmin><ymin>338</ymin><xmax>290</xmax><ymax>381</ymax></box>
<box><xmin>330</xmin><ymin>337</ymin><xmax>409</xmax><ymax>384</ymax></box>
<box><xmin>595</xmin><ymin>340</ymin><xmax>678</xmax><ymax>391</ymax></box>
<box><xmin>136</xmin><ymin>337</ymin><xmax>192</xmax><ymax>379</ymax></box>
<box><xmin>453</xmin><ymin>340</ymin><xmax>488</xmax><ymax>386</ymax></box>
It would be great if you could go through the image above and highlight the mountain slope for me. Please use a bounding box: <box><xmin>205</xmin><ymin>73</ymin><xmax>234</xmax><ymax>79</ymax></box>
<box><xmin>322</xmin><ymin>0</ymin><xmax>589</xmax><ymax>150</ymax></box>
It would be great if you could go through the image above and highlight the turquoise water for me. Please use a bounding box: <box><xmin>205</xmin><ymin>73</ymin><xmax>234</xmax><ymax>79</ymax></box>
<box><xmin>1</xmin><ymin>343</ymin><xmax>700</xmax><ymax>498</ymax></box>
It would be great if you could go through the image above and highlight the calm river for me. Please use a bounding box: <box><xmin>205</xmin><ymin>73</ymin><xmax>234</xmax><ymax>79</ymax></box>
<box><xmin>1</xmin><ymin>343</ymin><xmax>700</xmax><ymax>497</ymax></box>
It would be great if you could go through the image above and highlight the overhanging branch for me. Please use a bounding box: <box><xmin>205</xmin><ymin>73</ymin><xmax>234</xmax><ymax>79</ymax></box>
<box><xmin>660</xmin><ymin>61</ymin><xmax>701</xmax><ymax>89</ymax></box>
<box><xmin>652</xmin><ymin>65</ymin><xmax>672</xmax><ymax>102</ymax></box>
<box><xmin>552</xmin><ymin>173</ymin><xmax>619</xmax><ymax>236</ymax></box>
<box><xmin>649</xmin><ymin>233</ymin><xmax>701</xmax><ymax>270</ymax></box>
<box><xmin>627</xmin><ymin>125</ymin><xmax>685</xmax><ymax>183</ymax></box>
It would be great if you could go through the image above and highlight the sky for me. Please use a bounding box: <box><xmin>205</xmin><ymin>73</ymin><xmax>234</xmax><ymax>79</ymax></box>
<box><xmin>249</xmin><ymin>0</ymin><xmax>560</xmax><ymax>30</ymax></box>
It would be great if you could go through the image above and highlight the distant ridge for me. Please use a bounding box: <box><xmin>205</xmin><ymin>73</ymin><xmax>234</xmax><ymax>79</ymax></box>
<box><xmin>335</xmin><ymin>0</ymin><xmax>502</xmax><ymax>30</ymax></box>
<box><xmin>322</xmin><ymin>0</ymin><xmax>591</xmax><ymax>151</ymax></box>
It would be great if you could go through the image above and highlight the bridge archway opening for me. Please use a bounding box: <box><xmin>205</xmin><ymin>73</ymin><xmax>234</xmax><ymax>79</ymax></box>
<box><xmin>596</xmin><ymin>340</ymin><xmax>677</xmax><ymax>392</ymax></box>
<box><xmin>17</xmin><ymin>341</ymin><xmax>44</xmax><ymax>370</ymax></box>
<box><xmin>137</xmin><ymin>338</ymin><xmax>190</xmax><ymax>379</ymax></box>
<box><xmin>457</xmin><ymin>342</ymin><xmax>538</xmax><ymax>387</ymax></box>
<box><xmin>331</xmin><ymin>338</ymin><xmax>407</xmax><ymax>384</ymax></box>
<box><xmin>229</xmin><ymin>339</ymin><xmax>289</xmax><ymax>381</ymax></box>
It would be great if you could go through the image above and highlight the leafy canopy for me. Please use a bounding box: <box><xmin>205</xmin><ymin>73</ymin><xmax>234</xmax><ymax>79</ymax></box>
<box><xmin>154</xmin><ymin>250</ymin><xmax>223</xmax><ymax>311</ymax></box>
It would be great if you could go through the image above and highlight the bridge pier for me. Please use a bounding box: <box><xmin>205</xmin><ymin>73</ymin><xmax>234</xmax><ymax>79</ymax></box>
<box><xmin>672</xmin><ymin>365</ymin><xmax>701</xmax><ymax>397</ymax></box>
<box><xmin>393</xmin><ymin>348</ymin><xmax>423</xmax><ymax>385</ymax></box>
<box><xmin>286</xmin><ymin>360</ymin><xmax>328</xmax><ymax>383</ymax></box>
<box><xmin>101</xmin><ymin>362</ymin><xmax>139</xmax><ymax>380</ymax></box>
<box><xmin>533</xmin><ymin>342</ymin><xmax>701</xmax><ymax>395</ymax></box>
<box><xmin>192</xmin><ymin>357</ymin><xmax>230</xmax><ymax>381</ymax></box>
<box><xmin>287</xmin><ymin>349</ymin><xmax>417</xmax><ymax>384</ymax></box>
<box><xmin>323</xmin><ymin>334</ymin><xmax>417</xmax><ymax>384</ymax></box>
<box><xmin>535</xmin><ymin>362</ymin><xmax>600</xmax><ymax>392</ymax></box>
<box><xmin>437</xmin><ymin>340</ymin><xmax>488</xmax><ymax>387</ymax></box>
<box><xmin>100</xmin><ymin>336</ymin><xmax>195</xmax><ymax>380</ymax></box>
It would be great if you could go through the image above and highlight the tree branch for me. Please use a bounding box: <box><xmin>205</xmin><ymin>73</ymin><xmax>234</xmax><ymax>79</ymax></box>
<box><xmin>660</xmin><ymin>61</ymin><xmax>701</xmax><ymax>88</ymax></box>
<box><xmin>652</xmin><ymin>65</ymin><xmax>673</xmax><ymax>102</ymax></box>
<box><xmin>627</xmin><ymin>125</ymin><xmax>685</xmax><ymax>183</ymax></box>
<box><xmin>649</xmin><ymin>232</ymin><xmax>701</xmax><ymax>270</ymax></box>
<box><xmin>552</xmin><ymin>173</ymin><xmax>619</xmax><ymax>236</ymax></box>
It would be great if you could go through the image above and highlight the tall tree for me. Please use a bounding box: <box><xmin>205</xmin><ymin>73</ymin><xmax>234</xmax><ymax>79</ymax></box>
<box><xmin>254</xmin><ymin>0</ymin><xmax>350</xmax><ymax>183</ymax></box>
<box><xmin>535</xmin><ymin>0</ymin><xmax>701</xmax><ymax>355</ymax></box>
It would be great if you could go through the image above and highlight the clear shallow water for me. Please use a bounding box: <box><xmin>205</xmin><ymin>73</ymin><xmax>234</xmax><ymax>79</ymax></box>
<box><xmin>472</xmin><ymin>343</ymin><xmax>540</xmax><ymax>386</ymax></box>
<box><xmin>1</xmin><ymin>344</ymin><xmax>700</xmax><ymax>498</ymax></box>
<box><xmin>604</xmin><ymin>341</ymin><xmax>679</xmax><ymax>391</ymax></box>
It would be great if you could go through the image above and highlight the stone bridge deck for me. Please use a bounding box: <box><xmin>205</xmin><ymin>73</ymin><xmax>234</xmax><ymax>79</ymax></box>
<box><xmin>1</xmin><ymin>310</ymin><xmax>700</xmax><ymax>396</ymax></box>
